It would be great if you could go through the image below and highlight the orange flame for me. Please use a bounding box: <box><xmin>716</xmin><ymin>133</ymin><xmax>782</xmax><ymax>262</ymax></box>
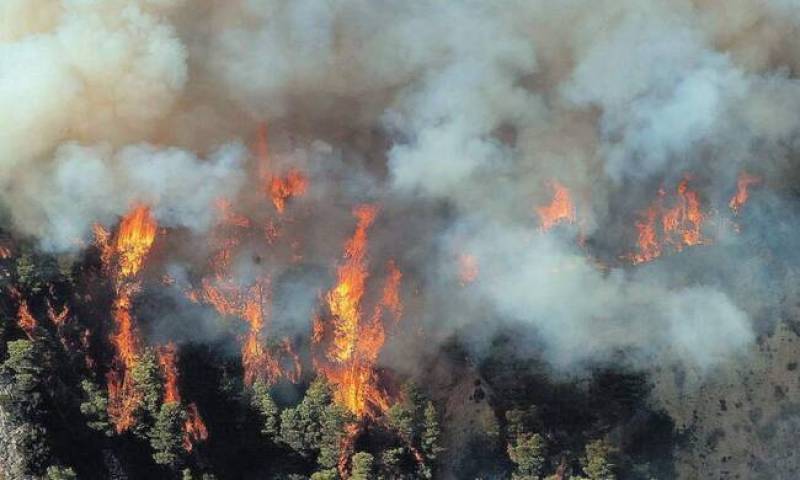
<box><xmin>537</xmin><ymin>181</ymin><xmax>576</xmax><ymax>231</ymax></box>
<box><xmin>255</xmin><ymin>123</ymin><xmax>309</xmax><ymax>214</ymax></box>
<box><xmin>663</xmin><ymin>179</ymin><xmax>706</xmax><ymax>250</ymax></box>
<box><xmin>115</xmin><ymin>205</ymin><xmax>158</xmax><ymax>279</ymax></box>
<box><xmin>184</xmin><ymin>403</ymin><xmax>209</xmax><ymax>452</ymax></box>
<box><xmin>458</xmin><ymin>253</ymin><xmax>479</xmax><ymax>286</ymax></box>
<box><xmin>99</xmin><ymin>205</ymin><xmax>158</xmax><ymax>433</ymax></box>
<box><xmin>17</xmin><ymin>300</ymin><xmax>37</xmax><ymax>339</ymax></box>
<box><xmin>630</xmin><ymin>178</ymin><xmax>709</xmax><ymax>264</ymax></box>
<box><xmin>314</xmin><ymin>206</ymin><xmax>403</xmax><ymax>417</ymax></box>
<box><xmin>729</xmin><ymin>172</ymin><xmax>761</xmax><ymax>215</ymax></box>
<box><xmin>631</xmin><ymin>206</ymin><xmax>661</xmax><ymax>265</ymax></box>
<box><xmin>156</xmin><ymin>343</ymin><xmax>209</xmax><ymax>451</ymax></box>
<box><xmin>157</xmin><ymin>343</ymin><xmax>181</xmax><ymax>404</ymax></box>
<box><xmin>270</xmin><ymin>170</ymin><xmax>309</xmax><ymax>214</ymax></box>
<box><xmin>47</xmin><ymin>301</ymin><xmax>70</xmax><ymax>328</ymax></box>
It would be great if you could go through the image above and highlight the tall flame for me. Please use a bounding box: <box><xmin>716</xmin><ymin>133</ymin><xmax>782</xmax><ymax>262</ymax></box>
<box><xmin>537</xmin><ymin>181</ymin><xmax>576</xmax><ymax>231</ymax></box>
<box><xmin>17</xmin><ymin>299</ymin><xmax>37</xmax><ymax>339</ymax></box>
<box><xmin>156</xmin><ymin>342</ymin><xmax>209</xmax><ymax>452</ymax></box>
<box><xmin>157</xmin><ymin>343</ymin><xmax>181</xmax><ymax>404</ymax></box>
<box><xmin>314</xmin><ymin>206</ymin><xmax>403</xmax><ymax>417</ymax></box>
<box><xmin>729</xmin><ymin>172</ymin><xmax>761</xmax><ymax>215</ymax></box>
<box><xmin>99</xmin><ymin>205</ymin><xmax>158</xmax><ymax>432</ymax></box>
<box><xmin>115</xmin><ymin>205</ymin><xmax>158</xmax><ymax>280</ymax></box>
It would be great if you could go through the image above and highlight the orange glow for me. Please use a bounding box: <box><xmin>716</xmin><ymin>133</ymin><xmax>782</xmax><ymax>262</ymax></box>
<box><xmin>313</xmin><ymin>206</ymin><xmax>403</xmax><ymax>417</ymax></box>
<box><xmin>663</xmin><ymin>178</ymin><xmax>706</xmax><ymax>251</ymax></box>
<box><xmin>17</xmin><ymin>300</ymin><xmax>37</xmax><ymax>339</ymax></box>
<box><xmin>270</xmin><ymin>170</ymin><xmax>309</xmax><ymax>214</ymax></box>
<box><xmin>156</xmin><ymin>343</ymin><xmax>208</xmax><ymax>452</ymax></box>
<box><xmin>157</xmin><ymin>343</ymin><xmax>181</xmax><ymax>404</ymax></box>
<box><xmin>631</xmin><ymin>206</ymin><xmax>661</xmax><ymax>265</ymax></box>
<box><xmin>458</xmin><ymin>253</ymin><xmax>479</xmax><ymax>286</ymax></box>
<box><xmin>115</xmin><ymin>205</ymin><xmax>158</xmax><ymax>279</ymax></box>
<box><xmin>537</xmin><ymin>181</ymin><xmax>576</xmax><ymax>231</ymax></box>
<box><xmin>99</xmin><ymin>205</ymin><xmax>158</xmax><ymax>433</ymax></box>
<box><xmin>255</xmin><ymin>123</ymin><xmax>309</xmax><ymax>214</ymax></box>
<box><xmin>629</xmin><ymin>178</ymin><xmax>709</xmax><ymax>264</ymax></box>
<box><xmin>326</xmin><ymin>205</ymin><xmax>377</xmax><ymax>364</ymax></box>
<box><xmin>729</xmin><ymin>172</ymin><xmax>761</xmax><ymax>214</ymax></box>
<box><xmin>184</xmin><ymin>403</ymin><xmax>209</xmax><ymax>452</ymax></box>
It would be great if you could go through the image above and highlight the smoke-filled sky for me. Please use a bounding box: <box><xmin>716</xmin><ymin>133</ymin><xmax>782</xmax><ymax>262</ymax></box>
<box><xmin>5</xmin><ymin>0</ymin><xmax>800</xmax><ymax>372</ymax></box>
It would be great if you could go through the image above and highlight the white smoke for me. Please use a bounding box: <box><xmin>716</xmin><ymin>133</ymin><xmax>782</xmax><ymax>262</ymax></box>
<box><xmin>8</xmin><ymin>0</ymin><xmax>800</xmax><ymax>371</ymax></box>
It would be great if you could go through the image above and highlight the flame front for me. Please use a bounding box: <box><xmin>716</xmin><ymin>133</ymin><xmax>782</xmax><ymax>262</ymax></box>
<box><xmin>99</xmin><ymin>205</ymin><xmax>158</xmax><ymax>432</ymax></box>
<box><xmin>314</xmin><ymin>205</ymin><xmax>403</xmax><ymax>417</ymax></box>
<box><xmin>537</xmin><ymin>181</ymin><xmax>576</xmax><ymax>231</ymax></box>
<box><xmin>115</xmin><ymin>205</ymin><xmax>158</xmax><ymax>280</ymax></box>
<box><xmin>629</xmin><ymin>178</ymin><xmax>709</xmax><ymax>264</ymax></box>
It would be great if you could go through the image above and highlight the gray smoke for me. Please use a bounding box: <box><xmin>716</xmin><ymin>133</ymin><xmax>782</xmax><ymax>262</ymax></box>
<box><xmin>7</xmin><ymin>0</ymin><xmax>800</xmax><ymax>372</ymax></box>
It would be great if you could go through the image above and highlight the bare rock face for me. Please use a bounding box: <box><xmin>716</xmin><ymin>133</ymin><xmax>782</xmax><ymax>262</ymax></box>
<box><xmin>0</xmin><ymin>381</ymin><xmax>28</xmax><ymax>480</ymax></box>
<box><xmin>652</xmin><ymin>323</ymin><xmax>800</xmax><ymax>480</ymax></box>
<box><xmin>425</xmin><ymin>354</ymin><xmax>502</xmax><ymax>480</ymax></box>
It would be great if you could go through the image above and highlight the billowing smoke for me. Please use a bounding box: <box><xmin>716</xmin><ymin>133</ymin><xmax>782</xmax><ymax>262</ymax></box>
<box><xmin>6</xmin><ymin>0</ymin><xmax>800</xmax><ymax>373</ymax></box>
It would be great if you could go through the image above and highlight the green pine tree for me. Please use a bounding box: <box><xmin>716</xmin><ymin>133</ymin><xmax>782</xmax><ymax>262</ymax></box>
<box><xmin>150</xmin><ymin>402</ymin><xmax>187</xmax><ymax>467</ymax></box>
<box><xmin>80</xmin><ymin>379</ymin><xmax>112</xmax><ymax>435</ymax></box>
<box><xmin>350</xmin><ymin>452</ymin><xmax>374</xmax><ymax>480</ymax></box>
<box><xmin>251</xmin><ymin>380</ymin><xmax>280</xmax><ymax>438</ymax></box>
<box><xmin>580</xmin><ymin>439</ymin><xmax>616</xmax><ymax>480</ymax></box>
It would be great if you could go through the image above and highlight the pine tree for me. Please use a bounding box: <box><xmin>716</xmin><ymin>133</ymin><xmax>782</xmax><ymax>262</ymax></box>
<box><xmin>251</xmin><ymin>380</ymin><xmax>279</xmax><ymax>438</ymax></box>
<box><xmin>130</xmin><ymin>349</ymin><xmax>163</xmax><ymax>438</ymax></box>
<box><xmin>379</xmin><ymin>447</ymin><xmax>406</xmax><ymax>480</ymax></box>
<box><xmin>309</xmin><ymin>468</ymin><xmax>338</xmax><ymax>480</ymax></box>
<box><xmin>80</xmin><ymin>379</ymin><xmax>112</xmax><ymax>435</ymax></box>
<box><xmin>350</xmin><ymin>452</ymin><xmax>374</xmax><ymax>480</ymax></box>
<box><xmin>0</xmin><ymin>340</ymin><xmax>51</xmax><ymax>475</ymax></box>
<box><xmin>279</xmin><ymin>377</ymin><xmax>337</xmax><ymax>459</ymax></box>
<box><xmin>419</xmin><ymin>400</ymin><xmax>443</xmax><ymax>479</ymax></box>
<box><xmin>580</xmin><ymin>439</ymin><xmax>616</xmax><ymax>480</ymax></box>
<box><xmin>507</xmin><ymin>433</ymin><xmax>545</xmax><ymax>480</ymax></box>
<box><xmin>45</xmin><ymin>465</ymin><xmax>78</xmax><ymax>480</ymax></box>
<box><xmin>318</xmin><ymin>404</ymin><xmax>353</xmax><ymax>470</ymax></box>
<box><xmin>150</xmin><ymin>402</ymin><xmax>187</xmax><ymax>467</ymax></box>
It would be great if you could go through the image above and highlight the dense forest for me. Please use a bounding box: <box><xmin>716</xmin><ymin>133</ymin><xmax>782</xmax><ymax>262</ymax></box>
<box><xmin>0</xmin><ymin>232</ymin><xmax>677</xmax><ymax>479</ymax></box>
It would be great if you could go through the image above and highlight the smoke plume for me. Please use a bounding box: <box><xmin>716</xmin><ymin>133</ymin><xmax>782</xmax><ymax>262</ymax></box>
<box><xmin>6</xmin><ymin>0</ymin><xmax>800</xmax><ymax>373</ymax></box>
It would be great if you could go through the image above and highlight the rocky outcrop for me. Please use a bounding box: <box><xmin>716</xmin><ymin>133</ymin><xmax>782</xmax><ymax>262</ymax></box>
<box><xmin>0</xmin><ymin>379</ymin><xmax>29</xmax><ymax>480</ymax></box>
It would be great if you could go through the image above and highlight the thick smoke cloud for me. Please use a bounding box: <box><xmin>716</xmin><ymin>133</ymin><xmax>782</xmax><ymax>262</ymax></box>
<box><xmin>6</xmin><ymin>0</ymin><xmax>800</xmax><ymax>372</ymax></box>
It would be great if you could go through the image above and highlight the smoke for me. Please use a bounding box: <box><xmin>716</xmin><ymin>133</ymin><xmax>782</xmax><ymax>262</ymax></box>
<box><xmin>6</xmin><ymin>0</ymin><xmax>800</xmax><ymax>372</ymax></box>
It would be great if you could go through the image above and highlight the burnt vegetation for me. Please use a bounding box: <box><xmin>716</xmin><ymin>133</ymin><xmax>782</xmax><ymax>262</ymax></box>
<box><xmin>0</xmin><ymin>234</ymin><xmax>679</xmax><ymax>479</ymax></box>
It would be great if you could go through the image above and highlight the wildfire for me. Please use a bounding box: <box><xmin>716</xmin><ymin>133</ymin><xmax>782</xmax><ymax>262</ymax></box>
<box><xmin>255</xmin><ymin>123</ymin><xmax>309</xmax><ymax>214</ymax></box>
<box><xmin>241</xmin><ymin>282</ymin><xmax>283</xmax><ymax>387</ymax></box>
<box><xmin>631</xmin><ymin>206</ymin><xmax>661</xmax><ymax>265</ymax></box>
<box><xmin>98</xmin><ymin>205</ymin><xmax>159</xmax><ymax>432</ymax></box>
<box><xmin>270</xmin><ymin>170</ymin><xmax>309</xmax><ymax>214</ymax></box>
<box><xmin>729</xmin><ymin>172</ymin><xmax>761</xmax><ymax>214</ymax></box>
<box><xmin>630</xmin><ymin>178</ymin><xmax>709</xmax><ymax>264</ymax></box>
<box><xmin>115</xmin><ymin>205</ymin><xmax>158</xmax><ymax>279</ymax></box>
<box><xmin>156</xmin><ymin>343</ymin><xmax>209</xmax><ymax>452</ymax></box>
<box><xmin>184</xmin><ymin>403</ymin><xmax>209</xmax><ymax>452</ymax></box>
<box><xmin>458</xmin><ymin>253</ymin><xmax>479</xmax><ymax>286</ymax></box>
<box><xmin>158</xmin><ymin>343</ymin><xmax>181</xmax><ymax>404</ymax></box>
<box><xmin>314</xmin><ymin>205</ymin><xmax>403</xmax><ymax>417</ymax></box>
<box><xmin>537</xmin><ymin>181</ymin><xmax>576</xmax><ymax>231</ymax></box>
<box><xmin>17</xmin><ymin>300</ymin><xmax>37</xmax><ymax>339</ymax></box>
